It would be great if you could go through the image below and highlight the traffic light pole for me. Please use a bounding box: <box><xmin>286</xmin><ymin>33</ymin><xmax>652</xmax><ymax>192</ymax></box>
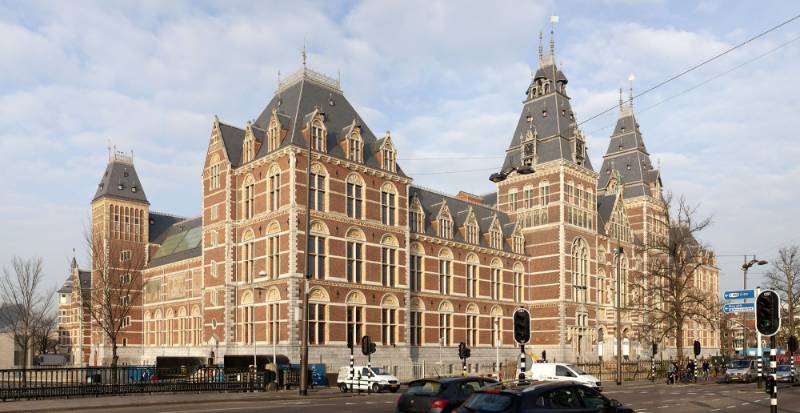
<box><xmin>519</xmin><ymin>344</ymin><xmax>526</xmax><ymax>383</ymax></box>
<box><xmin>769</xmin><ymin>335</ymin><xmax>777</xmax><ymax>413</ymax></box>
<box><xmin>367</xmin><ymin>352</ymin><xmax>371</xmax><ymax>394</ymax></box>
<box><xmin>757</xmin><ymin>287</ymin><xmax>763</xmax><ymax>389</ymax></box>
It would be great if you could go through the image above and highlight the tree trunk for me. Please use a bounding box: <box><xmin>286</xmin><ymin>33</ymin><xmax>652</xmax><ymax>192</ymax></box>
<box><xmin>111</xmin><ymin>338</ymin><xmax>118</xmax><ymax>386</ymax></box>
<box><xmin>675</xmin><ymin>325</ymin><xmax>684</xmax><ymax>363</ymax></box>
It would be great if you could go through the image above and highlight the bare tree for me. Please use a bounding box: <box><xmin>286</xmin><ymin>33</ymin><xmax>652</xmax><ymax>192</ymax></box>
<box><xmin>84</xmin><ymin>234</ymin><xmax>144</xmax><ymax>374</ymax></box>
<box><xmin>645</xmin><ymin>195</ymin><xmax>718</xmax><ymax>361</ymax></box>
<box><xmin>32</xmin><ymin>312</ymin><xmax>58</xmax><ymax>355</ymax></box>
<box><xmin>765</xmin><ymin>245</ymin><xmax>800</xmax><ymax>340</ymax></box>
<box><xmin>0</xmin><ymin>257</ymin><xmax>54</xmax><ymax>369</ymax></box>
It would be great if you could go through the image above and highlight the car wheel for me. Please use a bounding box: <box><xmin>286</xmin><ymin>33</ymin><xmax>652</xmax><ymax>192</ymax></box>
<box><xmin>339</xmin><ymin>383</ymin><xmax>348</xmax><ymax>393</ymax></box>
<box><xmin>372</xmin><ymin>383</ymin><xmax>381</xmax><ymax>393</ymax></box>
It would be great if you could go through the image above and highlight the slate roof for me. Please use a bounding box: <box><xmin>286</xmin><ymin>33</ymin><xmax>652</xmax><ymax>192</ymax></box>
<box><xmin>596</xmin><ymin>194</ymin><xmax>618</xmax><ymax>235</ymax></box>
<box><xmin>77</xmin><ymin>270</ymin><xmax>91</xmax><ymax>302</ymax></box>
<box><xmin>149</xmin><ymin>212</ymin><xmax>188</xmax><ymax>244</ymax></box>
<box><xmin>597</xmin><ymin>106</ymin><xmax>661</xmax><ymax>199</ymax></box>
<box><xmin>500</xmin><ymin>56</ymin><xmax>593</xmax><ymax>176</ymax></box>
<box><xmin>93</xmin><ymin>157</ymin><xmax>149</xmax><ymax>204</ymax></box>
<box><xmin>216</xmin><ymin>68</ymin><xmax>405</xmax><ymax>177</ymax></box>
<box><xmin>409</xmin><ymin>186</ymin><xmax>519</xmax><ymax>253</ymax></box>
<box><xmin>147</xmin><ymin>216</ymin><xmax>202</xmax><ymax>268</ymax></box>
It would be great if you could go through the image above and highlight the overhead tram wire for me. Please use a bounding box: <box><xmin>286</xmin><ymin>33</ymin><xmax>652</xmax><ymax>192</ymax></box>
<box><xmin>578</xmin><ymin>12</ymin><xmax>800</xmax><ymax>127</ymax></box>
<box><xmin>409</xmin><ymin>167</ymin><xmax>499</xmax><ymax>176</ymax></box>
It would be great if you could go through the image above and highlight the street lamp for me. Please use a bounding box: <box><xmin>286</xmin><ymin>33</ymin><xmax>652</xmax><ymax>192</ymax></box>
<box><xmin>252</xmin><ymin>271</ymin><xmax>268</xmax><ymax>371</ymax></box>
<box><xmin>741</xmin><ymin>257</ymin><xmax>767</xmax><ymax>347</ymax></box>
<box><xmin>615</xmin><ymin>245</ymin><xmax>624</xmax><ymax>386</ymax></box>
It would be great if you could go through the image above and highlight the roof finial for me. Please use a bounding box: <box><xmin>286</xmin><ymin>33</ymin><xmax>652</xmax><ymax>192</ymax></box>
<box><xmin>618</xmin><ymin>88</ymin><xmax>623</xmax><ymax>111</ymax></box>
<box><xmin>628</xmin><ymin>72</ymin><xmax>636</xmax><ymax>109</ymax></box>
<box><xmin>107</xmin><ymin>139</ymin><xmax>112</xmax><ymax>162</ymax></box>
<box><xmin>538</xmin><ymin>31</ymin><xmax>543</xmax><ymax>62</ymax></box>
<box><xmin>302</xmin><ymin>40</ymin><xmax>307</xmax><ymax>70</ymax></box>
<box><xmin>549</xmin><ymin>15</ymin><xmax>559</xmax><ymax>56</ymax></box>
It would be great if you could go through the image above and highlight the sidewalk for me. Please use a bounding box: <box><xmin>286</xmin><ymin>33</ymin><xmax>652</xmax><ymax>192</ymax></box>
<box><xmin>0</xmin><ymin>387</ymin><xmax>360</xmax><ymax>413</ymax></box>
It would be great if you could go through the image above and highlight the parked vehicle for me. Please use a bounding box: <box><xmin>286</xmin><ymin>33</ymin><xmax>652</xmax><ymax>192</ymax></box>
<box><xmin>337</xmin><ymin>365</ymin><xmax>400</xmax><ymax>393</ymax></box>
<box><xmin>724</xmin><ymin>359</ymin><xmax>756</xmax><ymax>383</ymax></box>
<box><xmin>525</xmin><ymin>363</ymin><xmax>602</xmax><ymax>390</ymax></box>
<box><xmin>34</xmin><ymin>354</ymin><xmax>68</xmax><ymax>366</ymax></box>
<box><xmin>456</xmin><ymin>381</ymin><xmax>634</xmax><ymax>413</ymax></box>
<box><xmin>776</xmin><ymin>365</ymin><xmax>798</xmax><ymax>383</ymax></box>
<box><xmin>396</xmin><ymin>376</ymin><xmax>499</xmax><ymax>413</ymax></box>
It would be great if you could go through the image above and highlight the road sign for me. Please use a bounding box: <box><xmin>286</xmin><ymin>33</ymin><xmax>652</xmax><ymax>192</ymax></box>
<box><xmin>723</xmin><ymin>302</ymin><xmax>755</xmax><ymax>313</ymax></box>
<box><xmin>724</xmin><ymin>289</ymin><xmax>755</xmax><ymax>300</ymax></box>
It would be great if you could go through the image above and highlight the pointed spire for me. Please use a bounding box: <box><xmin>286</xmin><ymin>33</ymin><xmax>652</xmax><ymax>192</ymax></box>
<box><xmin>549</xmin><ymin>15</ymin><xmax>559</xmax><ymax>56</ymax></box>
<box><xmin>628</xmin><ymin>73</ymin><xmax>636</xmax><ymax>109</ymax></box>
<box><xmin>302</xmin><ymin>41</ymin><xmax>307</xmax><ymax>70</ymax></box>
<box><xmin>538</xmin><ymin>31</ymin><xmax>544</xmax><ymax>62</ymax></box>
<box><xmin>618</xmin><ymin>88</ymin><xmax>623</xmax><ymax>112</ymax></box>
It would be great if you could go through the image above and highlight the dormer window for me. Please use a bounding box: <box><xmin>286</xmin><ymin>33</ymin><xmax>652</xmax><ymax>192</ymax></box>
<box><xmin>347</xmin><ymin>128</ymin><xmax>363</xmax><ymax>163</ymax></box>
<box><xmin>242</xmin><ymin>128</ymin><xmax>255</xmax><ymax>163</ymax></box>
<box><xmin>310</xmin><ymin>119</ymin><xmax>326</xmax><ymax>152</ymax></box>
<box><xmin>410</xmin><ymin>199</ymin><xmax>425</xmax><ymax>233</ymax></box>
<box><xmin>438</xmin><ymin>217</ymin><xmax>452</xmax><ymax>239</ymax></box>
<box><xmin>465</xmin><ymin>222</ymin><xmax>478</xmax><ymax>245</ymax></box>
<box><xmin>381</xmin><ymin>140</ymin><xmax>397</xmax><ymax>173</ymax></box>
<box><xmin>490</xmin><ymin>229</ymin><xmax>502</xmax><ymax>249</ymax></box>
<box><xmin>522</xmin><ymin>131</ymin><xmax>536</xmax><ymax>166</ymax></box>
<box><xmin>575</xmin><ymin>139</ymin><xmax>585</xmax><ymax>166</ymax></box>
<box><xmin>512</xmin><ymin>234</ymin><xmax>524</xmax><ymax>254</ymax></box>
<box><xmin>268</xmin><ymin>114</ymin><xmax>280</xmax><ymax>151</ymax></box>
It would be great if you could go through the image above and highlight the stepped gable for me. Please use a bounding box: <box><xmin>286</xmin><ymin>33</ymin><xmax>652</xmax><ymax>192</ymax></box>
<box><xmin>409</xmin><ymin>186</ymin><xmax>517</xmax><ymax>252</ymax></box>
<box><xmin>147</xmin><ymin>216</ymin><xmax>202</xmax><ymax>267</ymax></box>
<box><xmin>597</xmin><ymin>95</ymin><xmax>661</xmax><ymax>199</ymax></box>
<box><xmin>93</xmin><ymin>152</ymin><xmax>149</xmax><ymax>204</ymax></box>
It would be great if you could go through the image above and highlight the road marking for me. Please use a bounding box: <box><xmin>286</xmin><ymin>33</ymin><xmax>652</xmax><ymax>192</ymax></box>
<box><xmin>727</xmin><ymin>405</ymin><xmax>736</xmax><ymax>409</ymax></box>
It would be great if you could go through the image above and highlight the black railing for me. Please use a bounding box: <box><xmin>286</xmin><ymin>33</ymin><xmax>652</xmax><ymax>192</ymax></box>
<box><xmin>0</xmin><ymin>366</ymin><xmax>267</xmax><ymax>401</ymax></box>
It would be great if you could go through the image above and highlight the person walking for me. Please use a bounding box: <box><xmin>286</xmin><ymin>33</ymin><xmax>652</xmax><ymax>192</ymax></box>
<box><xmin>702</xmin><ymin>360</ymin><xmax>710</xmax><ymax>382</ymax></box>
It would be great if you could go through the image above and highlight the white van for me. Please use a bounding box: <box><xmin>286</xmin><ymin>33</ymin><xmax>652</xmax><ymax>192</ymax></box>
<box><xmin>525</xmin><ymin>363</ymin><xmax>602</xmax><ymax>390</ymax></box>
<box><xmin>337</xmin><ymin>365</ymin><xmax>400</xmax><ymax>393</ymax></box>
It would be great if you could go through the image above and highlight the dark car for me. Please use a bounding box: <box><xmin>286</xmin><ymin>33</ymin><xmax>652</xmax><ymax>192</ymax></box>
<box><xmin>397</xmin><ymin>376</ymin><xmax>500</xmax><ymax>413</ymax></box>
<box><xmin>456</xmin><ymin>381</ymin><xmax>634</xmax><ymax>413</ymax></box>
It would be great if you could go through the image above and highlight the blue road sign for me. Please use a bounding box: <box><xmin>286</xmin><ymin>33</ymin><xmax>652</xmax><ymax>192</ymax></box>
<box><xmin>724</xmin><ymin>289</ymin><xmax>755</xmax><ymax>300</ymax></box>
<box><xmin>723</xmin><ymin>302</ymin><xmax>755</xmax><ymax>313</ymax></box>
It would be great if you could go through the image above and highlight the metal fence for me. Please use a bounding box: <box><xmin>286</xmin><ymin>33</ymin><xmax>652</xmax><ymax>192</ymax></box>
<box><xmin>576</xmin><ymin>360</ymin><xmax>673</xmax><ymax>382</ymax></box>
<box><xmin>0</xmin><ymin>366</ymin><xmax>266</xmax><ymax>401</ymax></box>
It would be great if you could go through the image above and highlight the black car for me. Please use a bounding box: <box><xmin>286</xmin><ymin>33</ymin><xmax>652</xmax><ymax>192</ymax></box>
<box><xmin>397</xmin><ymin>376</ymin><xmax>500</xmax><ymax>413</ymax></box>
<box><xmin>456</xmin><ymin>381</ymin><xmax>634</xmax><ymax>413</ymax></box>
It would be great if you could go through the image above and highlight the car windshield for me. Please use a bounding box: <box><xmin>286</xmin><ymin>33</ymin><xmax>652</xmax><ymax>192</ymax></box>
<box><xmin>370</xmin><ymin>368</ymin><xmax>384</xmax><ymax>375</ymax></box>
<box><xmin>462</xmin><ymin>392</ymin><xmax>515</xmax><ymax>413</ymax></box>
<box><xmin>566</xmin><ymin>364</ymin><xmax>588</xmax><ymax>375</ymax></box>
<box><xmin>777</xmin><ymin>365</ymin><xmax>791</xmax><ymax>372</ymax></box>
<box><xmin>406</xmin><ymin>380</ymin><xmax>442</xmax><ymax>396</ymax></box>
<box><xmin>728</xmin><ymin>360</ymin><xmax>750</xmax><ymax>369</ymax></box>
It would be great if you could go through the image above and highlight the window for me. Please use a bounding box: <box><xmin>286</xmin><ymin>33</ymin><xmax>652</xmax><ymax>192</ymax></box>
<box><xmin>346</xmin><ymin>241</ymin><xmax>363</xmax><ymax>283</ymax></box>
<box><xmin>210</xmin><ymin>288</ymin><xmax>218</xmax><ymax>306</ymax></box>
<box><xmin>121</xmin><ymin>295</ymin><xmax>130</xmax><ymax>307</ymax></box>
<box><xmin>268</xmin><ymin>167</ymin><xmax>281</xmax><ymax>211</ymax></box>
<box><xmin>210</xmin><ymin>260</ymin><xmax>218</xmax><ymax>278</ymax></box>
<box><xmin>347</xmin><ymin>129</ymin><xmax>363</xmax><ymax>162</ymax></box>
<box><xmin>438</xmin><ymin>217</ymin><xmax>452</xmax><ymax>239</ymax></box>
<box><xmin>346</xmin><ymin>181</ymin><xmax>363</xmax><ymax>218</ymax></box>
<box><xmin>409</xmin><ymin>254</ymin><xmax>422</xmax><ymax>292</ymax></box>
<box><xmin>243</xmin><ymin>179</ymin><xmax>255</xmax><ymax>219</ymax></box>
<box><xmin>572</xmin><ymin>240</ymin><xmax>588</xmax><ymax>303</ymax></box>
<box><xmin>492</xmin><ymin>316</ymin><xmax>502</xmax><ymax>346</ymax></box>
<box><xmin>381</xmin><ymin>187</ymin><xmax>396</xmax><ymax>225</ymax></box>
<box><xmin>311</xmin><ymin>120</ymin><xmax>325</xmax><ymax>152</ymax></box>
<box><xmin>268</xmin><ymin>303</ymin><xmax>279</xmax><ymax>344</ymax></box>
<box><xmin>522</xmin><ymin>130</ymin><xmax>536</xmax><ymax>166</ymax></box>
<box><xmin>381</xmin><ymin>246</ymin><xmax>396</xmax><ymax>287</ymax></box>
<box><xmin>308</xmin><ymin>303</ymin><xmax>326</xmax><ymax>345</ymax></box>
<box><xmin>439</xmin><ymin>258</ymin><xmax>451</xmax><ymax>295</ymax></box>
<box><xmin>410</xmin><ymin>311</ymin><xmax>422</xmax><ymax>346</ymax></box>
<box><xmin>523</xmin><ymin>186</ymin><xmax>534</xmax><ymax>209</ymax></box>
<box><xmin>513</xmin><ymin>234</ymin><xmax>524</xmax><ymax>254</ymax></box>
<box><xmin>536</xmin><ymin>387</ymin><xmax>582</xmax><ymax>409</ymax></box>
<box><xmin>508</xmin><ymin>190</ymin><xmax>518</xmax><ymax>212</ymax></box>
<box><xmin>491</xmin><ymin>267</ymin><xmax>501</xmax><ymax>300</ymax></box>
<box><xmin>539</xmin><ymin>181</ymin><xmax>550</xmax><ymax>206</ymax></box>
<box><xmin>309</xmin><ymin>169</ymin><xmax>325</xmax><ymax>211</ymax></box>
<box><xmin>465</xmin><ymin>222</ymin><xmax>479</xmax><ymax>244</ymax></box>
<box><xmin>382</xmin><ymin>308</ymin><xmax>396</xmax><ymax>345</ymax></box>
<box><xmin>120</xmin><ymin>250</ymin><xmax>131</xmax><ymax>262</ymax></box>
<box><xmin>243</xmin><ymin>134</ymin><xmax>254</xmax><ymax>163</ymax></box>
<box><xmin>514</xmin><ymin>270</ymin><xmax>524</xmax><ymax>302</ymax></box>
<box><xmin>410</xmin><ymin>205</ymin><xmax>424</xmax><ymax>233</ymax></box>
<box><xmin>268</xmin><ymin>234</ymin><xmax>280</xmax><ymax>278</ymax></box>
<box><xmin>243</xmin><ymin>305</ymin><xmax>254</xmax><ymax>344</ymax></box>
<box><xmin>308</xmin><ymin>235</ymin><xmax>325</xmax><ymax>279</ymax></box>
<box><xmin>466</xmin><ymin>262</ymin><xmax>478</xmax><ymax>298</ymax></box>
<box><xmin>210</xmin><ymin>164</ymin><xmax>221</xmax><ymax>190</ymax></box>
<box><xmin>210</xmin><ymin>204</ymin><xmax>218</xmax><ymax>220</ymax></box>
<box><xmin>346</xmin><ymin>306</ymin><xmax>363</xmax><ymax>346</ymax></box>
<box><xmin>466</xmin><ymin>314</ymin><xmax>478</xmax><ymax>347</ymax></box>
<box><xmin>120</xmin><ymin>273</ymin><xmax>132</xmax><ymax>284</ymax></box>
<box><xmin>242</xmin><ymin>240</ymin><xmax>254</xmax><ymax>283</ymax></box>
<box><xmin>490</xmin><ymin>229</ymin><xmax>502</xmax><ymax>249</ymax></box>
<box><xmin>439</xmin><ymin>313</ymin><xmax>451</xmax><ymax>346</ymax></box>
<box><xmin>382</xmin><ymin>144</ymin><xmax>396</xmax><ymax>172</ymax></box>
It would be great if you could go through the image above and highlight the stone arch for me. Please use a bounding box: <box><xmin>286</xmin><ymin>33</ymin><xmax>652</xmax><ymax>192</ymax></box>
<box><xmin>465</xmin><ymin>303</ymin><xmax>480</xmax><ymax>314</ymax></box>
<box><xmin>265</xmin><ymin>286</ymin><xmax>281</xmax><ymax>302</ymax></box>
<box><xmin>308</xmin><ymin>286</ymin><xmax>330</xmax><ymax>303</ymax></box>
<box><xmin>241</xmin><ymin>228</ymin><xmax>255</xmax><ymax>242</ymax></box>
<box><xmin>166</xmin><ymin>308</ymin><xmax>174</xmax><ymax>319</ymax></box>
<box><xmin>410</xmin><ymin>242</ymin><xmax>425</xmax><ymax>256</ymax></box>
<box><xmin>466</xmin><ymin>253</ymin><xmax>480</xmax><ymax>265</ymax></box>
<box><xmin>438</xmin><ymin>300</ymin><xmax>454</xmax><ymax>313</ymax></box>
<box><xmin>309</xmin><ymin>220</ymin><xmax>329</xmax><ymax>235</ymax></box>
<box><xmin>310</xmin><ymin>162</ymin><xmax>328</xmax><ymax>177</ymax></box>
<box><xmin>438</xmin><ymin>247</ymin><xmax>453</xmax><ymax>259</ymax></box>
<box><xmin>267</xmin><ymin>163</ymin><xmax>281</xmax><ymax>177</ymax></box>
<box><xmin>178</xmin><ymin>306</ymin><xmax>187</xmax><ymax>317</ymax></box>
<box><xmin>144</xmin><ymin>311</ymin><xmax>151</xmax><ymax>320</ymax></box>
<box><xmin>210</xmin><ymin>154</ymin><xmax>220</xmax><ymax>164</ymax></box>
<box><xmin>380</xmin><ymin>234</ymin><xmax>399</xmax><ymax>247</ymax></box>
<box><xmin>345</xmin><ymin>227</ymin><xmax>366</xmax><ymax>241</ymax></box>
<box><xmin>380</xmin><ymin>293</ymin><xmax>399</xmax><ymax>308</ymax></box>
<box><xmin>490</xmin><ymin>305</ymin><xmax>504</xmax><ymax>317</ymax></box>
<box><xmin>241</xmin><ymin>291</ymin><xmax>253</xmax><ymax>305</ymax></box>
<box><xmin>266</xmin><ymin>220</ymin><xmax>281</xmax><ymax>234</ymax></box>
<box><xmin>191</xmin><ymin>305</ymin><xmax>201</xmax><ymax>316</ymax></box>
<box><xmin>155</xmin><ymin>309</ymin><xmax>162</xmax><ymax>319</ymax></box>
<box><xmin>490</xmin><ymin>258</ymin><xmax>503</xmax><ymax>268</ymax></box>
<box><xmin>410</xmin><ymin>297</ymin><xmax>425</xmax><ymax>312</ymax></box>
<box><xmin>345</xmin><ymin>172</ymin><xmax>365</xmax><ymax>186</ymax></box>
<box><xmin>513</xmin><ymin>262</ymin><xmax>525</xmax><ymax>272</ymax></box>
<box><xmin>345</xmin><ymin>290</ymin><xmax>367</xmax><ymax>305</ymax></box>
<box><xmin>380</xmin><ymin>181</ymin><xmax>397</xmax><ymax>194</ymax></box>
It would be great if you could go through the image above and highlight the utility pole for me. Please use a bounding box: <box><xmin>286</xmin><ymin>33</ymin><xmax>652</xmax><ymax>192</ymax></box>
<box><xmin>298</xmin><ymin>113</ymin><xmax>313</xmax><ymax>396</ymax></box>
<box><xmin>616</xmin><ymin>245</ymin><xmax>623</xmax><ymax>386</ymax></box>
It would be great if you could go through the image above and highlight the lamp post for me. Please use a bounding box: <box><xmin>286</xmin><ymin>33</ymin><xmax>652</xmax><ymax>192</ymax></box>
<box><xmin>252</xmin><ymin>272</ymin><xmax>267</xmax><ymax>371</ymax></box>
<box><xmin>298</xmin><ymin>119</ymin><xmax>314</xmax><ymax>396</ymax></box>
<box><xmin>495</xmin><ymin>318</ymin><xmax>500</xmax><ymax>376</ymax></box>
<box><xmin>615</xmin><ymin>246</ymin><xmax>624</xmax><ymax>386</ymax></box>
<box><xmin>741</xmin><ymin>256</ymin><xmax>767</xmax><ymax>387</ymax></box>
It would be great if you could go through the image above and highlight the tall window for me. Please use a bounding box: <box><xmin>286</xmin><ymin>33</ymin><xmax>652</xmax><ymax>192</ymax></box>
<box><xmin>347</xmin><ymin>131</ymin><xmax>363</xmax><ymax>162</ymax></box>
<box><xmin>268</xmin><ymin>234</ymin><xmax>279</xmax><ymax>278</ymax></box>
<box><xmin>243</xmin><ymin>305</ymin><xmax>254</xmax><ymax>344</ymax></box>
<box><xmin>492</xmin><ymin>316</ymin><xmax>502</xmax><ymax>346</ymax></box>
<box><xmin>490</xmin><ymin>229</ymin><xmax>502</xmax><ymax>249</ymax></box>
<box><xmin>438</xmin><ymin>217</ymin><xmax>452</xmax><ymax>239</ymax></box>
<box><xmin>439</xmin><ymin>313</ymin><xmax>451</xmax><ymax>346</ymax></box>
<box><xmin>311</xmin><ymin>121</ymin><xmax>325</xmax><ymax>152</ymax></box>
<box><xmin>346</xmin><ymin>306</ymin><xmax>363</xmax><ymax>346</ymax></box>
<box><xmin>409</xmin><ymin>254</ymin><xmax>422</xmax><ymax>292</ymax></box>
<box><xmin>466</xmin><ymin>222</ymin><xmax>478</xmax><ymax>244</ymax></box>
<box><xmin>514</xmin><ymin>270</ymin><xmax>524</xmax><ymax>302</ymax></box>
<box><xmin>382</xmin><ymin>145</ymin><xmax>396</xmax><ymax>172</ymax></box>
<box><xmin>508</xmin><ymin>190</ymin><xmax>518</xmax><ymax>212</ymax></box>
<box><xmin>491</xmin><ymin>267</ymin><xmax>501</xmax><ymax>300</ymax></box>
<box><xmin>410</xmin><ymin>206</ymin><xmax>424</xmax><ymax>233</ymax></box>
<box><xmin>309</xmin><ymin>169</ymin><xmax>325</xmax><ymax>211</ymax></box>
<box><xmin>466</xmin><ymin>315</ymin><xmax>478</xmax><ymax>347</ymax></box>
<box><xmin>381</xmin><ymin>308</ymin><xmax>396</xmax><ymax>345</ymax></box>
<box><xmin>439</xmin><ymin>258</ymin><xmax>451</xmax><ymax>295</ymax></box>
<box><xmin>466</xmin><ymin>262</ymin><xmax>478</xmax><ymax>298</ymax></box>
<box><xmin>243</xmin><ymin>240</ymin><xmax>254</xmax><ymax>283</ymax></box>
<box><xmin>269</xmin><ymin>168</ymin><xmax>281</xmax><ymax>211</ymax></box>
<box><xmin>346</xmin><ymin>241</ymin><xmax>363</xmax><ymax>283</ymax></box>
<box><xmin>381</xmin><ymin>187</ymin><xmax>396</xmax><ymax>225</ymax></box>
<box><xmin>539</xmin><ymin>181</ymin><xmax>550</xmax><ymax>206</ymax></box>
<box><xmin>243</xmin><ymin>179</ymin><xmax>255</xmax><ymax>219</ymax></box>
<box><xmin>268</xmin><ymin>303</ymin><xmax>279</xmax><ymax>344</ymax></box>
<box><xmin>210</xmin><ymin>164</ymin><xmax>221</xmax><ymax>190</ymax></box>
<box><xmin>308</xmin><ymin>234</ymin><xmax>325</xmax><ymax>279</ymax></box>
<box><xmin>308</xmin><ymin>303</ymin><xmax>326</xmax><ymax>345</ymax></box>
<box><xmin>346</xmin><ymin>181</ymin><xmax>363</xmax><ymax>218</ymax></box>
<box><xmin>512</xmin><ymin>234</ymin><xmax>524</xmax><ymax>254</ymax></box>
<box><xmin>268</xmin><ymin>120</ymin><xmax>280</xmax><ymax>151</ymax></box>
<box><xmin>381</xmin><ymin>246</ymin><xmax>396</xmax><ymax>287</ymax></box>
<box><xmin>523</xmin><ymin>186</ymin><xmax>534</xmax><ymax>208</ymax></box>
<box><xmin>572</xmin><ymin>240</ymin><xmax>588</xmax><ymax>303</ymax></box>
<box><xmin>410</xmin><ymin>311</ymin><xmax>422</xmax><ymax>346</ymax></box>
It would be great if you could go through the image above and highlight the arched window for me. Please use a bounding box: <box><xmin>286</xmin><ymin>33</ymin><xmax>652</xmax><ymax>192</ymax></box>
<box><xmin>381</xmin><ymin>235</ymin><xmax>398</xmax><ymax>287</ymax></box>
<box><xmin>489</xmin><ymin>222</ymin><xmax>502</xmax><ymax>250</ymax></box>
<box><xmin>437</xmin><ymin>204</ymin><xmax>453</xmax><ymax>239</ymax></box>
<box><xmin>572</xmin><ymin>238</ymin><xmax>588</xmax><ymax>303</ymax></box>
<box><xmin>466</xmin><ymin>254</ymin><xmax>479</xmax><ymax>298</ymax></box>
<box><xmin>241</xmin><ymin>293</ymin><xmax>254</xmax><ymax>344</ymax></box>
<box><xmin>409</xmin><ymin>198</ymin><xmax>425</xmax><ymax>233</ymax></box>
<box><xmin>309</xmin><ymin>163</ymin><xmax>327</xmax><ymax>211</ymax></box>
<box><xmin>242</xmin><ymin>127</ymin><xmax>255</xmax><ymax>163</ymax></box>
<box><xmin>268</xmin><ymin>111</ymin><xmax>280</xmax><ymax>151</ymax></box>
<box><xmin>438</xmin><ymin>301</ymin><xmax>453</xmax><ymax>346</ymax></box>
<box><xmin>308</xmin><ymin>221</ymin><xmax>328</xmax><ymax>279</ymax></box>
<box><xmin>243</xmin><ymin>175</ymin><xmax>255</xmax><ymax>219</ymax></box>
<box><xmin>490</xmin><ymin>259</ymin><xmax>502</xmax><ymax>300</ymax></box>
<box><xmin>381</xmin><ymin>139</ymin><xmax>397</xmax><ymax>173</ymax></box>
<box><xmin>268</xmin><ymin>164</ymin><xmax>281</xmax><ymax>211</ymax></box>
<box><xmin>345</xmin><ymin>291</ymin><xmax>366</xmax><ymax>347</ymax></box>
<box><xmin>491</xmin><ymin>306</ymin><xmax>503</xmax><ymax>346</ymax></box>
<box><xmin>346</xmin><ymin>228</ymin><xmax>365</xmax><ymax>283</ymax></box>
<box><xmin>513</xmin><ymin>263</ymin><xmax>525</xmax><ymax>302</ymax></box>
<box><xmin>346</xmin><ymin>124</ymin><xmax>363</xmax><ymax>163</ymax></box>
<box><xmin>380</xmin><ymin>183</ymin><xmax>397</xmax><ymax>226</ymax></box>
<box><xmin>310</xmin><ymin>119</ymin><xmax>326</xmax><ymax>152</ymax></box>
<box><xmin>308</xmin><ymin>287</ymin><xmax>329</xmax><ymax>345</ymax></box>
<box><xmin>267</xmin><ymin>221</ymin><xmax>281</xmax><ymax>279</ymax></box>
<box><xmin>465</xmin><ymin>304</ymin><xmax>480</xmax><ymax>347</ymax></box>
<box><xmin>409</xmin><ymin>298</ymin><xmax>425</xmax><ymax>346</ymax></box>
<box><xmin>381</xmin><ymin>294</ymin><xmax>399</xmax><ymax>346</ymax></box>
<box><xmin>465</xmin><ymin>211</ymin><xmax>479</xmax><ymax>245</ymax></box>
<box><xmin>409</xmin><ymin>243</ymin><xmax>424</xmax><ymax>292</ymax></box>
<box><xmin>345</xmin><ymin>174</ymin><xmax>364</xmax><ymax>219</ymax></box>
<box><xmin>438</xmin><ymin>248</ymin><xmax>453</xmax><ymax>295</ymax></box>
<box><xmin>241</xmin><ymin>229</ymin><xmax>255</xmax><ymax>283</ymax></box>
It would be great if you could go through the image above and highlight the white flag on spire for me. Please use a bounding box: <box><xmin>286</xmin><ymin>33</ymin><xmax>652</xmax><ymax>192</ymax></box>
<box><xmin>550</xmin><ymin>15</ymin><xmax>559</xmax><ymax>23</ymax></box>
<box><xmin>628</xmin><ymin>73</ymin><xmax>636</xmax><ymax>82</ymax></box>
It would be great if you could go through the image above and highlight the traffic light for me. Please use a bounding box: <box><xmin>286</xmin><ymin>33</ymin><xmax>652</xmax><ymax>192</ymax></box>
<box><xmin>788</xmin><ymin>335</ymin><xmax>798</xmax><ymax>354</ymax></box>
<box><xmin>513</xmin><ymin>308</ymin><xmax>531</xmax><ymax>344</ymax></box>
<box><xmin>369</xmin><ymin>341</ymin><xmax>376</xmax><ymax>355</ymax></box>
<box><xmin>693</xmin><ymin>340</ymin><xmax>701</xmax><ymax>357</ymax></box>
<box><xmin>458</xmin><ymin>342</ymin><xmax>468</xmax><ymax>359</ymax></box>
<box><xmin>755</xmin><ymin>290</ymin><xmax>781</xmax><ymax>336</ymax></box>
<box><xmin>361</xmin><ymin>335</ymin><xmax>372</xmax><ymax>356</ymax></box>
<box><xmin>652</xmin><ymin>343</ymin><xmax>658</xmax><ymax>356</ymax></box>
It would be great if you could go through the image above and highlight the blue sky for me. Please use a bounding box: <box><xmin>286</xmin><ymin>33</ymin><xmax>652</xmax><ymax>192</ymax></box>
<box><xmin>1</xmin><ymin>0</ymin><xmax>799</xmax><ymax>294</ymax></box>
